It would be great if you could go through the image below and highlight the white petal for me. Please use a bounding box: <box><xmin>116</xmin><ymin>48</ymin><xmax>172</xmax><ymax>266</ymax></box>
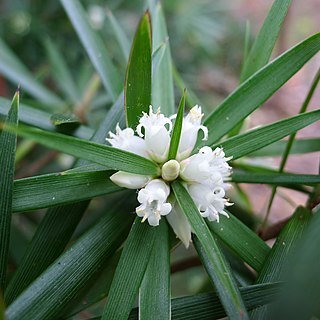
<box><xmin>110</xmin><ymin>171</ymin><xmax>151</xmax><ymax>189</ymax></box>
<box><xmin>166</xmin><ymin>205</ymin><xmax>192</xmax><ymax>248</ymax></box>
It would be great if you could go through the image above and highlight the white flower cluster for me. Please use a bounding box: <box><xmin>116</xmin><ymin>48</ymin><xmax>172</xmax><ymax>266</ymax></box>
<box><xmin>107</xmin><ymin>106</ymin><xmax>232</xmax><ymax>247</ymax></box>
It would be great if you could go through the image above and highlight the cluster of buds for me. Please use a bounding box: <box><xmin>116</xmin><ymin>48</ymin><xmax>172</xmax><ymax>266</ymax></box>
<box><xmin>107</xmin><ymin>106</ymin><xmax>232</xmax><ymax>247</ymax></box>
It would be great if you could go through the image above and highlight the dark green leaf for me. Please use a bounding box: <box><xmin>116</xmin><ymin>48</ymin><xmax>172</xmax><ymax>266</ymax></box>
<box><xmin>208</xmin><ymin>212</ymin><xmax>270</xmax><ymax>272</ymax></box>
<box><xmin>13</xmin><ymin>125</ymin><xmax>159</xmax><ymax>175</ymax></box>
<box><xmin>232</xmin><ymin>172</ymin><xmax>320</xmax><ymax>186</ymax></box>
<box><xmin>218</xmin><ymin>109</ymin><xmax>320</xmax><ymax>159</ymax></box>
<box><xmin>139</xmin><ymin>220</ymin><xmax>170</xmax><ymax>320</ymax></box>
<box><xmin>60</xmin><ymin>0</ymin><xmax>122</xmax><ymax>100</ymax></box>
<box><xmin>168</xmin><ymin>91</ymin><xmax>185</xmax><ymax>160</ymax></box>
<box><xmin>172</xmin><ymin>181</ymin><xmax>249</xmax><ymax>319</ymax></box>
<box><xmin>125</xmin><ymin>12</ymin><xmax>152</xmax><ymax>128</ymax></box>
<box><xmin>269</xmin><ymin>206</ymin><xmax>320</xmax><ymax>319</ymax></box>
<box><xmin>101</xmin><ymin>217</ymin><xmax>156</xmax><ymax>320</ymax></box>
<box><xmin>203</xmin><ymin>33</ymin><xmax>320</xmax><ymax>145</ymax></box>
<box><xmin>12</xmin><ymin>170</ymin><xmax>121</xmax><ymax>213</ymax></box>
<box><xmin>50</xmin><ymin>113</ymin><xmax>80</xmax><ymax>126</ymax></box>
<box><xmin>5</xmin><ymin>207</ymin><xmax>133</xmax><ymax>320</ymax></box>
<box><xmin>251</xmin><ymin>207</ymin><xmax>312</xmax><ymax>319</ymax></box>
<box><xmin>0</xmin><ymin>90</ymin><xmax>19</xmax><ymax>289</ymax></box>
<box><xmin>240</xmin><ymin>0</ymin><xmax>292</xmax><ymax>81</ymax></box>
<box><xmin>4</xmin><ymin>95</ymin><xmax>125</xmax><ymax>303</ymax></box>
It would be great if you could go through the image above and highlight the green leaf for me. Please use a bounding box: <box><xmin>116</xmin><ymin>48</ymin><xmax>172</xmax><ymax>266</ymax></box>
<box><xmin>149</xmin><ymin>0</ymin><xmax>175</xmax><ymax>116</ymax></box>
<box><xmin>139</xmin><ymin>220</ymin><xmax>170</xmax><ymax>320</ymax></box>
<box><xmin>218</xmin><ymin>109</ymin><xmax>320</xmax><ymax>160</ymax></box>
<box><xmin>60</xmin><ymin>0</ymin><xmax>122</xmax><ymax>101</ymax></box>
<box><xmin>248</xmin><ymin>138</ymin><xmax>320</xmax><ymax>157</ymax></box>
<box><xmin>203</xmin><ymin>33</ymin><xmax>320</xmax><ymax>146</ymax></box>
<box><xmin>172</xmin><ymin>181</ymin><xmax>249</xmax><ymax>319</ymax></box>
<box><xmin>125</xmin><ymin>11</ymin><xmax>152</xmax><ymax>128</ymax></box>
<box><xmin>251</xmin><ymin>206</ymin><xmax>312</xmax><ymax>319</ymax></box>
<box><xmin>12</xmin><ymin>170</ymin><xmax>121</xmax><ymax>213</ymax></box>
<box><xmin>127</xmin><ymin>283</ymin><xmax>281</xmax><ymax>320</ymax></box>
<box><xmin>106</xmin><ymin>8</ymin><xmax>130</xmax><ymax>62</ymax></box>
<box><xmin>0</xmin><ymin>38</ymin><xmax>63</xmax><ymax>108</ymax></box>
<box><xmin>0</xmin><ymin>90</ymin><xmax>19</xmax><ymax>290</ymax></box>
<box><xmin>102</xmin><ymin>217</ymin><xmax>156</xmax><ymax>320</ymax></box>
<box><xmin>207</xmin><ymin>212</ymin><xmax>270</xmax><ymax>272</ymax></box>
<box><xmin>44</xmin><ymin>38</ymin><xmax>80</xmax><ymax>103</ymax></box>
<box><xmin>50</xmin><ymin>113</ymin><xmax>80</xmax><ymax>126</ymax></box>
<box><xmin>13</xmin><ymin>125</ymin><xmax>159</xmax><ymax>175</ymax></box>
<box><xmin>269</xmin><ymin>206</ymin><xmax>320</xmax><ymax>319</ymax></box>
<box><xmin>4</xmin><ymin>95</ymin><xmax>125</xmax><ymax>303</ymax></box>
<box><xmin>168</xmin><ymin>91</ymin><xmax>185</xmax><ymax>160</ymax></box>
<box><xmin>232</xmin><ymin>172</ymin><xmax>320</xmax><ymax>186</ymax></box>
<box><xmin>0</xmin><ymin>97</ymin><xmax>93</xmax><ymax>140</ymax></box>
<box><xmin>240</xmin><ymin>0</ymin><xmax>292</xmax><ymax>81</ymax></box>
<box><xmin>5</xmin><ymin>207</ymin><xmax>133</xmax><ymax>320</ymax></box>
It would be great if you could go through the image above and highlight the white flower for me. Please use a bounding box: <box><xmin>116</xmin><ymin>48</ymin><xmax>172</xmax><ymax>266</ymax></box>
<box><xmin>136</xmin><ymin>106</ymin><xmax>172</xmax><ymax>163</ymax></box>
<box><xmin>106</xmin><ymin>123</ymin><xmax>150</xmax><ymax>159</ymax></box>
<box><xmin>188</xmin><ymin>183</ymin><xmax>232</xmax><ymax>222</ymax></box>
<box><xmin>176</xmin><ymin>105</ymin><xmax>208</xmax><ymax>160</ymax></box>
<box><xmin>108</xmin><ymin>104</ymin><xmax>233</xmax><ymax>248</ymax></box>
<box><xmin>110</xmin><ymin>171</ymin><xmax>151</xmax><ymax>189</ymax></box>
<box><xmin>136</xmin><ymin>179</ymin><xmax>172</xmax><ymax>226</ymax></box>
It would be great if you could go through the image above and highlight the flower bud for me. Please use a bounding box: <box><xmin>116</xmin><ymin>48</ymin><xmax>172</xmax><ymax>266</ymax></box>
<box><xmin>110</xmin><ymin>171</ymin><xmax>151</xmax><ymax>189</ymax></box>
<box><xmin>161</xmin><ymin>160</ymin><xmax>180</xmax><ymax>182</ymax></box>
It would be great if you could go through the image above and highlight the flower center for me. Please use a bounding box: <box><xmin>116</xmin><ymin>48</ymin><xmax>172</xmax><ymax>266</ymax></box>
<box><xmin>161</xmin><ymin>160</ymin><xmax>180</xmax><ymax>182</ymax></box>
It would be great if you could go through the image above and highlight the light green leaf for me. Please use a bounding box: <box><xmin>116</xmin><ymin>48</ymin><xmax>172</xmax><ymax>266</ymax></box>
<box><xmin>139</xmin><ymin>220</ymin><xmax>170</xmax><ymax>320</ymax></box>
<box><xmin>0</xmin><ymin>90</ymin><xmax>19</xmax><ymax>290</ymax></box>
<box><xmin>149</xmin><ymin>0</ymin><xmax>175</xmax><ymax>116</ymax></box>
<box><xmin>125</xmin><ymin>11</ymin><xmax>152</xmax><ymax>128</ymax></box>
<box><xmin>251</xmin><ymin>206</ymin><xmax>312</xmax><ymax>319</ymax></box>
<box><xmin>203</xmin><ymin>33</ymin><xmax>320</xmax><ymax>146</ymax></box>
<box><xmin>248</xmin><ymin>138</ymin><xmax>320</xmax><ymax>157</ymax></box>
<box><xmin>172</xmin><ymin>181</ymin><xmax>249</xmax><ymax>319</ymax></box>
<box><xmin>218</xmin><ymin>109</ymin><xmax>320</xmax><ymax>160</ymax></box>
<box><xmin>13</xmin><ymin>125</ymin><xmax>159</xmax><ymax>175</ymax></box>
<box><xmin>0</xmin><ymin>38</ymin><xmax>63</xmax><ymax>108</ymax></box>
<box><xmin>5</xmin><ymin>207</ymin><xmax>133</xmax><ymax>320</ymax></box>
<box><xmin>102</xmin><ymin>217</ymin><xmax>156</xmax><ymax>320</ymax></box>
<box><xmin>168</xmin><ymin>91</ymin><xmax>185</xmax><ymax>160</ymax></box>
<box><xmin>240</xmin><ymin>0</ymin><xmax>292</xmax><ymax>81</ymax></box>
<box><xmin>60</xmin><ymin>0</ymin><xmax>122</xmax><ymax>101</ymax></box>
<box><xmin>208</xmin><ymin>212</ymin><xmax>270</xmax><ymax>272</ymax></box>
<box><xmin>12</xmin><ymin>170</ymin><xmax>121</xmax><ymax>213</ymax></box>
<box><xmin>44</xmin><ymin>38</ymin><xmax>80</xmax><ymax>103</ymax></box>
<box><xmin>232</xmin><ymin>172</ymin><xmax>320</xmax><ymax>186</ymax></box>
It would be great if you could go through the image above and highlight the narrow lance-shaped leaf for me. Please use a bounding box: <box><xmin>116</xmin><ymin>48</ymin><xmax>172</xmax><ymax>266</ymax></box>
<box><xmin>203</xmin><ymin>33</ymin><xmax>320</xmax><ymax>146</ymax></box>
<box><xmin>5</xmin><ymin>206</ymin><xmax>134</xmax><ymax>320</ymax></box>
<box><xmin>102</xmin><ymin>217</ymin><xmax>156</xmax><ymax>320</ymax></box>
<box><xmin>251</xmin><ymin>207</ymin><xmax>312</xmax><ymax>319</ymax></box>
<box><xmin>12</xmin><ymin>170</ymin><xmax>122</xmax><ymax>213</ymax></box>
<box><xmin>207</xmin><ymin>211</ymin><xmax>270</xmax><ymax>272</ymax></box>
<box><xmin>0</xmin><ymin>90</ymin><xmax>19</xmax><ymax>290</ymax></box>
<box><xmin>240</xmin><ymin>0</ymin><xmax>292</xmax><ymax>81</ymax></box>
<box><xmin>168</xmin><ymin>91</ymin><xmax>185</xmax><ymax>160</ymax></box>
<box><xmin>139</xmin><ymin>220</ymin><xmax>170</xmax><ymax>320</ymax></box>
<box><xmin>125</xmin><ymin>11</ymin><xmax>152</xmax><ymax>128</ymax></box>
<box><xmin>12</xmin><ymin>125</ymin><xmax>159</xmax><ymax>176</ymax></box>
<box><xmin>232</xmin><ymin>172</ymin><xmax>320</xmax><ymax>186</ymax></box>
<box><xmin>172</xmin><ymin>181</ymin><xmax>249</xmax><ymax>319</ymax></box>
<box><xmin>4</xmin><ymin>95</ymin><xmax>125</xmax><ymax>303</ymax></box>
<box><xmin>60</xmin><ymin>0</ymin><xmax>122</xmax><ymax>101</ymax></box>
<box><xmin>216</xmin><ymin>109</ymin><xmax>320</xmax><ymax>160</ymax></box>
<box><xmin>149</xmin><ymin>0</ymin><xmax>175</xmax><ymax>115</ymax></box>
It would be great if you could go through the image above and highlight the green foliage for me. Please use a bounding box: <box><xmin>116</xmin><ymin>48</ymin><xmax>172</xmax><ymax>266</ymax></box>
<box><xmin>0</xmin><ymin>1</ymin><xmax>319</xmax><ymax>319</ymax></box>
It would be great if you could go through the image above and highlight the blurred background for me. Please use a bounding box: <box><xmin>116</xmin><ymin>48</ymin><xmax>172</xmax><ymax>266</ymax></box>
<box><xmin>0</xmin><ymin>0</ymin><xmax>319</xmax><ymax>301</ymax></box>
